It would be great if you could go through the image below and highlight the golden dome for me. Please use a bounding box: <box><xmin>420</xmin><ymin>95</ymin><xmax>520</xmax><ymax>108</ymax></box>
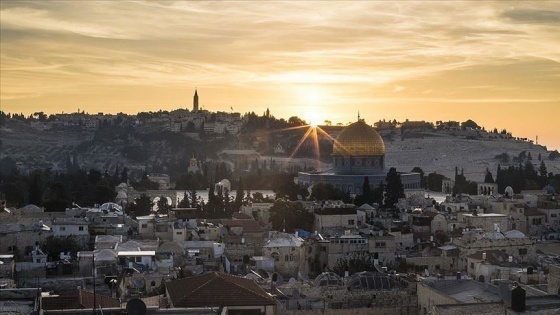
<box><xmin>333</xmin><ymin>120</ymin><xmax>385</xmax><ymax>156</ymax></box>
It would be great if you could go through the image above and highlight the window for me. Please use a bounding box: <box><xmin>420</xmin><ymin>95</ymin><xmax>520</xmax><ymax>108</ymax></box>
<box><xmin>532</xmin><ymin>218</ymin><xmax>542</xmax><ymax>225</ymax></box>
<box><xmin>321</xmin><ymin>246</ymin><xmax>327</xmax><ymax>252</ymax></box>
<box><xmin>271</xmin><ymin>252</ymin><xmax>280</xmax><ymax>261</ymax></box>
<box><xmin>7</xmin><ymin>246</ymin><xmax>14</xmax><ymax>252</ymax></box>
<box><xmin>551</xmin><ymin>213</ymin><xmax>557</xmax><ymax>218</ymax></box>
<box><xmin>141</xmin><ymin>224</ymin><xmax>148</xmax><ymax>228</ymax></box>
<box><xmin>59</xmin><ymin>226</ymin><xmax>66</xmax><ymax>231</ymax></box>
<box><xmin>79</xmin><ymin>226</ymin><xmax>84</xmax><ymax>231</ymax></box>
<box><xmin>135</xmin><ymin>257</ymin><xmax>142</xmax><ymax>263</ymax></box>
<box><xmin>290</xmin><ymin>254</ymin><xmax>294</xmax><ymax>261</ymax></box>
<box><xmin>470</xmin><ymin>262</ymin><xmax>474</xmax><ymax>269</ymax></box>
<box><xmin>285</xmin><ymin>254</ymin><xmax>289</xmax><ymax>262</ymax></box>
<box><xmin>348</xmin><ymin>219</ymin><xmax>355</xmax><ymax>226</ymax></box>
<box><xmin>375</xmin><ymin>242</ymin><xmax>386</xmax><ymax>248</ymax></box>
<box><xmin>36</xmin><ymin>259</ymin><xmax>41</xmax><ymax>263</ymax></box>
<box><xmin>176</xmin><ymin>231</ymin><xmax>183</xmax><ymax>235</ymax></box>
<box><xmin>519</xmin><ymin>248</ymin><xmax>527</xmax><ymax>255</ymax></box>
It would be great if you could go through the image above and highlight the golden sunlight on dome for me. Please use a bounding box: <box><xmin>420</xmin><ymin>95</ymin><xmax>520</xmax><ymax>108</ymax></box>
<box><xmin>333</xmin><ymin>120</ymin><xmax>386</xmax><ymax>156</ymax></box>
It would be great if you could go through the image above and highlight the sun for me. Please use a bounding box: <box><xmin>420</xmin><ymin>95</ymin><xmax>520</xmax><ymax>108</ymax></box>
<box><xmin>307</xmin><ymin>113</ymin><xmax>319</xmax><ymax>127</ymax></box>
<box><xmin>299</xmin><ymin>85</ymin><xmax>326</xmax><ymax>127</ymax></box>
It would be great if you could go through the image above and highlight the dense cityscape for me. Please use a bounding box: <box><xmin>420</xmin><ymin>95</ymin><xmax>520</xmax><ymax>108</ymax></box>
<box><xmin>1</xmin><ymin>90</ymin><xmax>560</xmax><ymax>315</ymax></box>
<box><xmin>2</xmin><ymin>1</ymin><xmax>560</xmax><ymax>314</ymax></box>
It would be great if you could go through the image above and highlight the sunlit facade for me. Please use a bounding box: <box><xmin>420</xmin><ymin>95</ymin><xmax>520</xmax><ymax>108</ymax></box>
<box><xmin>297</xmin><ymin>120</ymin><xmax>420</xmax><ymax>196</ymax></box>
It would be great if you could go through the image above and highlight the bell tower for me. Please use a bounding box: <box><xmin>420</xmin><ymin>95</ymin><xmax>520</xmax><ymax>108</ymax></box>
<box><xmin>193</xmin><ymin>89</ymin><xmax>199</xmax><ymax>111</ymax></box>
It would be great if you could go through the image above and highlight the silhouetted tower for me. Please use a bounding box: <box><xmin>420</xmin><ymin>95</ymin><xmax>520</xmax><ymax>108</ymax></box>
<box><xmin>193</xmin><ymin>90</ymin><xmax>199</xmax><ymax>112</ymax></box>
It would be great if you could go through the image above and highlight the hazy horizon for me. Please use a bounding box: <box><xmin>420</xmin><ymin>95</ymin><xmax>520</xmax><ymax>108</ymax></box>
<box><xmin>1</xmin><ymin>1</ymin><xmax>559</xmax><ymax>149</ymax></box>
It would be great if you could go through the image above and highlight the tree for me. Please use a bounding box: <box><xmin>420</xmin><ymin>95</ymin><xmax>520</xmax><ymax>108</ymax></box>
<box><xmin>310</xmin><ymin>183</ymin><xmax>346</xmax><ymax>201</ymax></box>
<box><xmin>93</xmin><ymin>180</ymin><xmax>117</xmax><ymax>204</ymax></box>
<box><xmin>484</xmin><ymin>168</ymin><xmax>494</xmax><ymax>183</ymax></box>
<box><xmin>539</xmin><ymin>161</ymin><xmax>548</xmax><ymax>187</ymax></box>
<box><xmin>28</xmin><ymin>170</ymin><xmax>45</xmax><ymax>206</ymax></box>
<box><xmin>235</xmin><ymin>178</ymin><xmax>244</xmax><ymax>211</ymax></box>
<box><xmin>190</xmin><ymin>188</ymin><xmax>198</xmax><ymax>208</ymax></box>
<box><xmin>269</xmin><ymin>200</ymin><xmax>314</xmax><ymax>232</ymax></box>
<box><xmin>120</xmin><ymin>167</ymin><xmax>128</xmax><ymax>183</ymax></box>
<box><xmin>385</xmin><ymin>168</ymin><xmax>404</xmax><ymax>207</ymax></box>
<box><xmin>461</xmin><ymin>119</ymin><xmax>479</xmax><ymax>130</ymax></box>
<box><xmin>43</xmin><ymin>182</ymin><xmax>70</xmax><ymax>212</ymax></box>
<box><xmin>178</xmin><ymin>192</ymin><xmax>190</xmax><ymax>208</ymax></box>
<box><xmin>355</xmin><ymin>177</ymin><xmax>375</xmax><ymax>206</ymax></box>
<box><xmin>156</xmin><ymin>196</ymin><xmax>171</xmax><ymax>215</ymax></box>
<box><xmin>134</xmin><ymin>194</ymin><xmax>152</xmax><ymax>217</ymax></box>
<box><xmin>42</xmin><ymin>236</ymin><xmax>83</xmax><ymax>261</ymax></box>
<box><xmin>331</xmin><ymin>252</ymin><xmax>378</xmax><ymax>276</ymax></box>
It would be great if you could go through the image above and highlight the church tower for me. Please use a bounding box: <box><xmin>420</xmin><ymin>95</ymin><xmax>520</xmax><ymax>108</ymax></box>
<box><xmin>193</xmin><ymin>89</ymin><xmax>199</xmax><ymax>111</ymax></box>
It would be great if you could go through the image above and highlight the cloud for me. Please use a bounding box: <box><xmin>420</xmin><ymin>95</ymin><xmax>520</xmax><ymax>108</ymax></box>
<box><xmin>1</xmin><ymin>1</ymin><xmax>559</xmax><ymax>115</ymax></box>
<box><xmin>501</xmin><ymin>8</ymin><xmax>560</xmax><ymax>25</ymax></box>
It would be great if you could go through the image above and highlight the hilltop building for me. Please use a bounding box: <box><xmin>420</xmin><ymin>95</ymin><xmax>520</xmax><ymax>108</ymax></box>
<box><xmin>296</xmin><ymin>119</ymin><xmax>421</xmax><ymax>195</ymax></box>
<box><xmin>193</xmin><ymin>89</ymin><xmax>199</xmax><ymax>111</ymax></box>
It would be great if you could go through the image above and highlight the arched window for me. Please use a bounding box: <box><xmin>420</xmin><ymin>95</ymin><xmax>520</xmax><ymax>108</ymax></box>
<box><xmin>271</xmin><ymin>252</ymin><xmax>280</xmax><ymax>261</ymax></box>
<box><xmin>285</xmin><ymin>254</ymin><xmax>289</xmax><ymax>262</ymax></box>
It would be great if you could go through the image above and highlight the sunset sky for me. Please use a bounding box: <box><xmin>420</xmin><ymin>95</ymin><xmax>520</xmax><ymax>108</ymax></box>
<box><xmin>1</xmin><ymin>1</ymin><xmax>559</xmax><ymax>149</ymax></box>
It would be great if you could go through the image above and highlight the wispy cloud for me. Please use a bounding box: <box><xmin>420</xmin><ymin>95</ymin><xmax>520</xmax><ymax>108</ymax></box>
<box><xmin>1</xmin><ymin>1</ymin><xmax>559</xmax><ymax>126</ymax></box>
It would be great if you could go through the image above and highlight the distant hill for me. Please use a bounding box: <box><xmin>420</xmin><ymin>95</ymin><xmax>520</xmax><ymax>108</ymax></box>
<box><xmin>1</xmin><ymin>118</ymin><xmax>558</xmax><ymax>185</ymax></box>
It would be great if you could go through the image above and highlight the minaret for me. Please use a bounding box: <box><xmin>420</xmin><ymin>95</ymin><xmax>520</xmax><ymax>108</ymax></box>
<box><xmin>193</xmin><ymin>89</ymin><xmax>199</xmax><ymax>112</ymax></box>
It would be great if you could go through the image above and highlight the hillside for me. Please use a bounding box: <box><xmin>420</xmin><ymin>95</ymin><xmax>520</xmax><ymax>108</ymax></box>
<box><xmin>1</xmin><ymin>119</ymin><xmax>558</xmax><ymax>185</ymax></box>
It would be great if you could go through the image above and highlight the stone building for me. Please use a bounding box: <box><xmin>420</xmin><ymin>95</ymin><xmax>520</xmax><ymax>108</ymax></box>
<box><xmin>52</xmin><ymin>217</ymin><xmax>90</xmax><ymax>248</ymax></box>
<box><xmin>458</xmin><ymin>213</ymin><xmax>508</xmax><ymax>233</ymax></box>
<box><xmin>314</xmin><ymin>208</ymin><xmax>365</xmax><ymax>236</ymax></box>
<box><xmin>263</xmin><ymin>231</ymin><xmax>305</xmax><ymax>278</ymax></box>
<box><xmin>454</xmin><ymin>230</ymin><xmax>536</xmax><ymax>270</ymax></box>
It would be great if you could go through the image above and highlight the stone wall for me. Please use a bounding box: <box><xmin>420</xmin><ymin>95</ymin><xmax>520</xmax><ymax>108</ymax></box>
<box><xmin>548</xmin><ymin>265</ymin><xmax>560</xmax><ymax>295</ymax></box>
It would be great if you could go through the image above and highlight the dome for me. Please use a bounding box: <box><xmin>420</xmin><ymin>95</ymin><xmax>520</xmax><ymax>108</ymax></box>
<box><xmin>482</xmin><ymin>231</ymin><xmax>505</xmax><ymax>241</ymax></box>
<box><xmin>347</xmin><ymin>272</ymin><xmax>399</xmax><ymax>291</ymax></box>
<box><xmin>314</xmin><ymin>272</ymin><xmax>343</xmax><ymax>287</ymax></box>
<box><xmin>505</xmin><ymin>230</ymin><xmax>526</xmax><ymax>239</ymax></box>
<box><xmin>543</xmin><ymin>185</ymin><xmax>556</xmax><ymax>195</ymax></box>
<box><xmin>333</xmin><ymin>120</ymin><xmax>385</xmax><ymax>156</ymax></box>
<box><xmin>116</xmin><ymin>190</ymin><xmax>128</xmax><ymax>199</ymax></box>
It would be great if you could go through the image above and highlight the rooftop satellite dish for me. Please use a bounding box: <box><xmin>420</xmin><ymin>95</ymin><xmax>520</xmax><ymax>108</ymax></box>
<box><xmin>298</xmin><ymin>271</ymin><xmax>309</xmax><ymax>283</ymax></box>
<box><xmin>288</xmin><ymin>277</ymin><xmax>296</xmax><ymax>286</ymax></box>
<box><xmin>126</xmin><ymin>298</ymin><xmax>147</xmax><ymax>315</ymax></box>
<box><xmin>275</xmin><ymin>273</ymin><xmax>284</xmax><ymax>286</ymax></box>
<box><xmin>297</xmin><ymin>194</ymin><xmax>302</xmax><ymax>200</ymax></box>
<box><xmin>133</xmin><ymin>278</ymin><xmax>145</xmax><ymax>289</ymax></box>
